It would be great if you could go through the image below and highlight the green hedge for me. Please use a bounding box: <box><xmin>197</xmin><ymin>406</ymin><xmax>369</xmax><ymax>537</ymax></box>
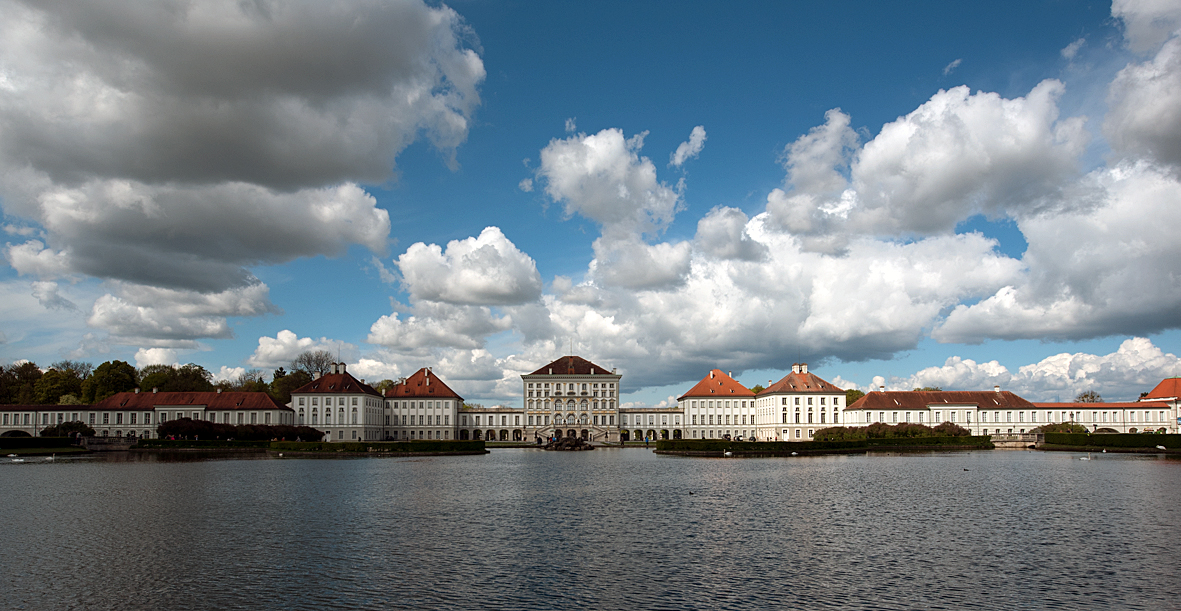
<box><xmin>656</xmin><ymin>436</ymin><xmax>992</xmax><ymax>454</ymax></box>
<box><xmin>0</xmin><ymin>436</ymin><xmax>78</xmax><ymax>449</ymax></box>
<box><xmin>135</xmin><ymin>439</ymin><xmax>272</xmax><ymax>449</ymax></box>
<box><xmin>1044</xmin><ymin>433</ymin><xmax>1181</xmax><ymax>449</ymax></box>
<box><xmin>656</xmin><ymin>439</ymin><xmax>866</xmax><ymax>452</ymax></box>
<box><xmin>269</xmin><ymin>440</ymin><xmax>485</xmax><ymax>453</ymax></box>
<box><xmin>867</xmin><ymin>436</ymin><xmax>993</xmax><ymax>448</ymax></box>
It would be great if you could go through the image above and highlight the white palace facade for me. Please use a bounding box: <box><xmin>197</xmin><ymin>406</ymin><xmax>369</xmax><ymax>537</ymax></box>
<box><xmin>5</xmin><ymin>357</ymin><xmax>1178</xmax><ymax>442</ymax></box>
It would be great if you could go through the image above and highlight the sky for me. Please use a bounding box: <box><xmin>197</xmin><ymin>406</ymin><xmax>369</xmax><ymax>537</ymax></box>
<box><xmin>2</xmin><ymin>0</ymin><xmax>1181</xmax><ymax>407</ymax></box>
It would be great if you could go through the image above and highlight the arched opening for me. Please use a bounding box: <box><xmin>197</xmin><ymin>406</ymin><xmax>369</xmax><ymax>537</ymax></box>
<box><xmin>672</xmin><ymin>429</ymin><xmax>682</xmax><ymax>439</ymax></box>
<box><xmin>553</xmin><ymin>428</ymin><xmax>563</xmax><ymax>438</ymax></box>
<box><xmin>580</xmin><ymin>429</ymin><xmax>588</xmax><ymax>440</ymax></box>
<box><xmin>487</xmin><ymin>429</ymin><xmax>496</xmax><ymax>441</ymax></box>
<box><xmin>620</xmin><ymin>430</ymin><xmax>630</xmax><ymax>442</ymax></box>
<box><xmin>633</xmin><ymin>429</ymin><xmax>643</xmax><ymax>441</ymax></box>
<box><xmin>513</xmin><ymin>429</ymin><xmax>522</xmax><ymax>441</ymax></box>
<box><xmin>472</xmin><ymin>430</ymin><xmax>482</xmax><ymax>440</ymax></box>
<box><xmin>646</xmin><ymin>429</ymin><xmax>657</xmax><ymax>441</ymax></box>
<box><xmin>660</xmin><ymin>429</ymin><xmax>669</xmax><ymax>440</ymax></box>
<box><xmin>459</xmin><ymin>429</ymin><xmax>469</xmax><ymax>440</ymax></box>
<box><xmin>499</xmin><ymin>429</ymin><xmax>509</xmax><ymax>441</ymax></box>
<box><xmin>567</xmin><ymin>429</ymin><xmax>577</xmax><ymax>438</ymax></box>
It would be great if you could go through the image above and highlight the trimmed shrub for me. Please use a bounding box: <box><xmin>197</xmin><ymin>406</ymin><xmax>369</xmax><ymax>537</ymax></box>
<box><xmin>269</xmin><ymin>440</ymin><xmax>485</xmax><ymax>453</ymax></box>
<box><xmin>0</xmin><ymin>436</ymin><xmax>77</xmax><ymax>449</ymax></box>
<box><xmin>1044</xmin><ymin>433</ymin><xmax>1181</xmax><ymax>449</ymax></box>
<box><xmin>135</xmin><ymin>439</ymin><xmax>271</xmax><ymax>449</ymax></box>
<box><xmin>866</xmin><ymin>436</ymin><xmax>993</xmax><ymax>448</ymax></box>
<box><xmin>656</xmin><ymin>439</ymin><xmax>866</xmax><ymax>452</ymax></box>
<box><xmin>156</xmin><ymin>417</ymin><xmax>322</xmax><ymax>442</ymax></box>
<box><xmin>814</xmin><ymin>422</ymin><xmax>969</xmax><ymax>441</ymax></box>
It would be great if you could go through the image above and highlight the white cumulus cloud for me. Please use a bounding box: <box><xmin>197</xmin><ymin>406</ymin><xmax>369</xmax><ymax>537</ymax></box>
<box><xmin>670</xmin><ymin>125</ymin><xmax>707</xmax><ymax>167</ymax></box>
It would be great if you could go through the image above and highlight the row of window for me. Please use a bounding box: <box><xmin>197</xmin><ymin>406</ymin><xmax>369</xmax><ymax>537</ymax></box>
<box><xmin>526</xmin><ymin>382</ymin><xmax>615</xmax><ymax>390</ymax></box>
<box><xmin>860</xmin><ymin>409</ymin><xmax>1172</xmax><ymax>425</ymax></box>
<box><xmin>527</xmin><ymin>400</ymin><xmax>616</xmax><ymax>410</ymax></box>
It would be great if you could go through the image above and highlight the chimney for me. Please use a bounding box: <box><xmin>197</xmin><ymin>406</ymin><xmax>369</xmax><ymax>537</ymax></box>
<box><xmin>134</xmin><ymin>388</ymin><xmax>140</xmax><ymax>394</ymax></box>
<box><xmin>314</xmin><ymin>371</ymin><xmax>322</xmax><ymax>380</ymax></box>
<box><xmin>994</xmin><ymin>385</ymin><xmax>1000</xmax><ymax>393</ymax></box>
<box><xmin>710</xmin><ymin>371</ymin><xmax>715</xmax><ymax>379</ymax></box>
<box><xmin>152</xmin><ymin>387</ymin><xmax>158</xmax><ymax>394</ymax></box>
<box><xmin>216</xmin><ymin>388</ymin><xmax>222</xmax><ymax>394</ymax></box>
<box><xmin>879</xmin><ymin>385</ymin><xmax>884</xmax><ymax>392</ymax></box>
<box><xmin>340</xmin><ymin>362</ymin><xmax>347</xmax><ymax>374</ymax></box>
<box><xmin>549</xmin><ymin>368</ymin><xmax>553</xmax><ymax>375</ymax></box>
<box><xmin>728</xmin><ymin>371</ymin><xmax>732</xmax><ymax>378</ymax></box>
<box><xmin>801</xmin><ymin>363</ymin><xmax>808</xmax><ymax>374</ymax></box>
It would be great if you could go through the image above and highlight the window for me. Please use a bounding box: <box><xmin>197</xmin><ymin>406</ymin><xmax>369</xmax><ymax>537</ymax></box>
<box><xmin>89</xmin><ymin>413</ymin><xmax>95</xmax><ymax>425</ymax></box>
<box><xmin>130</xmin><ymin>413</ymin><xmax>137</xmax><ymax>425</ymax></box>
<box><xmin>352</xmin><ymin>397</ymin><xmax>358</xmax><ymax>406</ymax></box>
<box><xmin>103</xmin><ymin>413</ymin><xmax>110</xmax><ymax>424</ymax></box>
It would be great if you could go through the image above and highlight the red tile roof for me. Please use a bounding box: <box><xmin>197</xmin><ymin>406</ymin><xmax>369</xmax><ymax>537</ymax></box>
<box><xmin>1144</xmin><ymin>378</ymin><xmax>1181</xmax><ymax>400</ymax></box>
<box><xmin>385</xmin><ymin>368</ymin><xmax>463</xmax><ymax>401</ymax></box>
<box><xmin>0</xmin><ymin>404</ymin><xmax>90</xmax><ymax>412</ymax></box>
<box><xmin>679</xmin><ymin>369</ymin><xmax>755</xmax><ymax>400</ymax></box>
<box><xmin>528</xmin><ymin>355</ymin><xmax>615</xmax><ymax>376</ymax></box>
<box><xmin>758</xmin><ymin>371</ymin><xmax>843</xmax><ymax>395</ymax></box>
<box><xmin>292</xmin><ymin>372</ymin><xmax>382</xmax><ymax>397</ymax></box>
<box><xmin>848</xmin><ymin>390</ymin><xmax>1035</xmax><ymax>411</ymax></box>
<box><xmin>97</xmin><ymin>391</ymin><xmax>290</xmax><ymax>411</ymax></box>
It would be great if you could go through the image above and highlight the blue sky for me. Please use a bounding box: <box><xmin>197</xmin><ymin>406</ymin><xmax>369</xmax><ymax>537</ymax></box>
<box><xmin>2</xmin><ymin>0</ymin><xmax>1181</xmax><ymax>406</ymax></box>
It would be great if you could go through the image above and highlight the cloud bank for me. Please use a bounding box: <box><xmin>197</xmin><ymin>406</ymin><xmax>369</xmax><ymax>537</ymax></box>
<box><xmin>0</xmin><ymin>0</ymin><xmax>484</xmax><ymax>350</ymax></box>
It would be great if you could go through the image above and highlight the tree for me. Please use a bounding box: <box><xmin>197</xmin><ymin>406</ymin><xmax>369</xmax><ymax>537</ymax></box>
<box><xmin>290</xmin><ymin>350</ymin><xmax>335</xmax><ymax>377</ymax></box>
<box><xmin>749</xmin><ymin>384</ymin><xmax>766</xmax><ymax>394</ymax></box>
<box><xmin>913</xmin><ymin>386</ymin><xmax>943</xmax><ymax>391</ymax></box>
<box><xmin>0</xmin><ymin>362</ymin><xmax>43</xmax><ymax>404</ymax></box>
<box><xmin>82</xmin><ymin>360</ymin><xmax>138</xmax><ymax>403</ymax></box>
<box><xmin>846</xmin><ymin>389</ymin><xmax>865</xmax><ymax>405</ymax></box>
<box><xmin>51</xmin><ymin>360</ymin><xmax>93</xmax><ymax>379</ymax></box>
<box><xmin>139</xmin><ymin>363</ymin><xmax>214</xmax><ymax>393</ymax></box>
<box><xmin>372</xmin><ymin>379</ymin><xmax>397</xmax><ymax>395</ymax></box>
<box><xmin>1076</xmin><ymin>390</ymin><xmax>1103</xmax><ymax>403</ymax></box>
<box><xmin>270</xmin><ymin>369</ymin><xmax>312</xmax><ymax>405</ymax></box>
<box><xmin>1031</xmin><ymin>422</ymin><xmax>1088</xmax><ymax>434</ymax></box>
<box><xmin>34</xmin><ymin>368</ymin><xmax>79</xmax><ymax>404</ymax></box>
<box><xmin>40</xmin><ymin>421</ymin><xmax>95</xmax><ymax>437</ymax></box>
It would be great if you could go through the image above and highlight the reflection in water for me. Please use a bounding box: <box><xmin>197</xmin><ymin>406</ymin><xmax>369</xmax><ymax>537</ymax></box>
<box><xmin>1</xmin><ymin>449</ymin><xmax>1179</xmax><ymax>610</ymax></box>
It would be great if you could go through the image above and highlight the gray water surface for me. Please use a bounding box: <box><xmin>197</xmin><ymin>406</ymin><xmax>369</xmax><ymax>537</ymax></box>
<box><xmin>2</xmin><ymin>449</ymin><xmax>1179</xmax><ymax>610</ymax></box>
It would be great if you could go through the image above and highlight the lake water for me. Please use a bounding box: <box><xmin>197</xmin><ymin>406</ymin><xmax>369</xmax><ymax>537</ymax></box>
<box><xmin>2</xmin><ymin>448</ymin><xmax>1179</xmax><ymax>611</ymax></box>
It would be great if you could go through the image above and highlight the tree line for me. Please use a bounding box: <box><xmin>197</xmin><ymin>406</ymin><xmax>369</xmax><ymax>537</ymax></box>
<box><xmin>0</xmin><ymin>349</ymin><xmax>389</xmax><ymax>406</ymax></box>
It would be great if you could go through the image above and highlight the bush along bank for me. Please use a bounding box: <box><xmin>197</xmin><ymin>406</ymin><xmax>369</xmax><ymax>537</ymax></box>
<box><xmin>654</xmin><ymin>436</ymin><xmax>992</xmax><ymax>456</ymax></box>
<box><xmin>1042</xmin><ymin>433</ymin><xmax>1180</xmax><ymax>452</ymax></box>
<box><xmin>269</xmin><ymin>440</ymin><xmax>487</xmax><ymax>455</ymax></box>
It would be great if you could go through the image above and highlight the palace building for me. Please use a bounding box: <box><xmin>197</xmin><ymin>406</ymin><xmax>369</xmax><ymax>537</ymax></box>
<box><xmin>386</xmin><ymin>367</ymin><xmax>463</xmax><ymax>441</ymax></box>
<box><xmin>756</xmin><ymin>363</ymin><xmax>847</xmax><ymax>441</ymax></box>
<box><xmin>521</xmin><ymin>355</ymin><xmax>622</xmax><ymax>443</ymax></box>
<box><xmin>6</xmin><ymin>357</ymin><xmax>1177</xmax><ymax>442</ymax></box>
<box><xmin>0</xmin><ymin>390</ymin><xmax>294</xmax><ymax>439</ymax></box>
<box><xmin>679</xmin><ymin>369</ymin><xmax>756</xmax><ymax>440</ymax></box>
<box><xmin>290</xmin><ymin>362</ymin><xmax>385</xmax><ymax>441</ymax></box>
